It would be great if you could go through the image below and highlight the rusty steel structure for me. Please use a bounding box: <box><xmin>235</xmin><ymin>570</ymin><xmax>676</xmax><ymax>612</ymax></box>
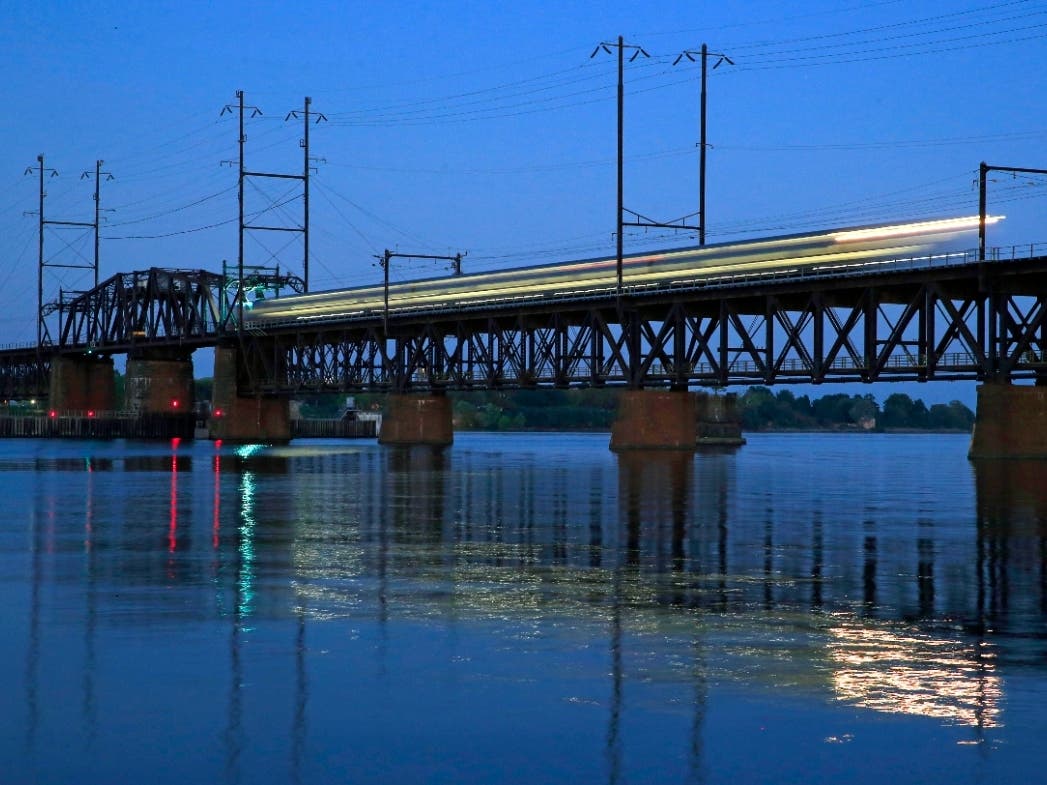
<box><xmin>0</xmin><ymin>266</ymin><xmax>302</xmax><ymax>400</ymax></box>
<box><xmin>237</xmin><ymin>247</ymin><xmax>1047</xmax><ymax>395</ymax></box>
<box><xmin>0</xmin><ymin>347</ymin><xmax>51</xmax><ymax>400</ymax></box>
<box><xmin>2</xmin><ymin>247</ymin><xmax>1047</xmax><ymax>402</ymax></box>
<box><xmin>59</xmin><ymin>268</ymin><xmax>231</xmax><ymax>351</ymax></box>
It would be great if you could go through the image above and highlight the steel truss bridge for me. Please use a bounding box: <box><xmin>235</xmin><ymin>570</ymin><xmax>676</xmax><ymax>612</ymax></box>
<box><xmin>2</xmin><ymin>246</ymin><xmax>1047</xmax><ymax>400</ymax></box>
<box><xmin>240</xmin><ymin>245</ymin><xmax>1047</xmax><ymax>394</ymax></box>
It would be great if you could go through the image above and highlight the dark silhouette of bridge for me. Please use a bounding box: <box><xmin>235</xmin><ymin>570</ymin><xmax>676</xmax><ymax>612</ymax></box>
<box><xmin>2</xmin><ymin>241</ymin><xmax>1046</xmax><ymax>455</ymax></box>
<box><xmin>5</xmin><ymin>243</ymin><xmax>1047</xmax><ymax>394</ymax></box>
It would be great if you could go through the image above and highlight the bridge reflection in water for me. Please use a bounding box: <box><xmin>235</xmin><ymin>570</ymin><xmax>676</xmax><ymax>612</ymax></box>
<box><xmin>12</xmin><ymin>434</ymin><xmax>1047</xmax><ymax>783</ymax></box>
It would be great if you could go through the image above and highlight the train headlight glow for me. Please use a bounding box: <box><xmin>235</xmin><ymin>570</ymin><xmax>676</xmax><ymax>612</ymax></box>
<box><xmin>832</xmin><ymin>215</ymin><xmax>1003</xmax><ymax>243</ymax></box>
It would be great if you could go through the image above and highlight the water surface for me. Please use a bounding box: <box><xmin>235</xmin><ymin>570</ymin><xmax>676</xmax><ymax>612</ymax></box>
<box><xmin>2</xmin><ymin>432</ymin><xmax>1045</xmax><ymax>783</ymax></box>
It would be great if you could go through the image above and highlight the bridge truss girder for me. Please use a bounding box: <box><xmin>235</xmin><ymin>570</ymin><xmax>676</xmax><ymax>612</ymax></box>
<box><xmin>58</xmin><ymin>268</ymin><xmax>230</xmax><ymax>351</ymax></box>
<box><xmin>0</xmin><ymin>349</ymin><xmax>51</xmax><ymax>400</ymax></box>
<box><xmin>237</xmin><ymin>262</ymin><xmax>1047</xmax><ymax>395</ymax></box>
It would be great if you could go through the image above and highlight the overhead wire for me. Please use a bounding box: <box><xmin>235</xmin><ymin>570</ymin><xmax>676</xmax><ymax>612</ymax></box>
<box><xmin>6</xmin><ymin>3</ymin><xmax>1042</xmax><ymax>288</ymax></box>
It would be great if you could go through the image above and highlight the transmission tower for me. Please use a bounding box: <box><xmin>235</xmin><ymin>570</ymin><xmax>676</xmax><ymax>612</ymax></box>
<box><xmin>221</xmin><ymin>90</ymin><xmax>326</xmax><ymax>327</ymax></box>
<box><xmin>25</xmin><ymin>154</ymin><xmax>111</xmax><ymax>347</ymax></box>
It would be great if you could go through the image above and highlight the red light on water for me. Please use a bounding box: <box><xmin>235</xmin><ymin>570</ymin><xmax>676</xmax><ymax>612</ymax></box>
<box><xmin>171</xmin><ymin>399</ymin><xmax>180</xmax><ymax>409</ymax></box>
<box><xmin>171</xmin><ymin>437</ymin><xmax>182</xmax><ymax>448</ymax></box>
<box><xmin>48</xmin><ymin>410</ymin><xmax>57</xmax><ymax>418</ymax></box>
<box><xmin>213</xmin><ymin>408</ymin><xmax>223</xmax><ymax>418</ymax></box>
<box><xmin>87</xmin><ymin>410</ymin><xmax>95</xmax><ymax>418</ymax></box>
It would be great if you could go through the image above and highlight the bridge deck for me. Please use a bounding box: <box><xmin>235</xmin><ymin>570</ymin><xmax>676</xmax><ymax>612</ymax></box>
<box><xmin>2</xmin><ymin>245</ymin><xmax>1046</xmax><ymax>399</ymax></box>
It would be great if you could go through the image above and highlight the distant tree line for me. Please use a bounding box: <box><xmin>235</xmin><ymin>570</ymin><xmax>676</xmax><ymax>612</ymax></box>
<box><xmin>195</xmin><ymin>380</ymin><xmax>975</xmax><ymax>433</ymax></box>
<box><xmin>282</xmin><ymin>388</ymin><xmax>620</xmax><ymax>429</ymax></box>
<box><xmin>739</xmin><ymin>386</ymin><xmax>974</xmax><ymax>432</ymax></box>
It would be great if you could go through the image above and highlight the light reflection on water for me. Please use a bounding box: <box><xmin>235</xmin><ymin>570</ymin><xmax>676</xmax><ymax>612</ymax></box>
<box><xmin>2</xmin><ymin>433</ymin><xmax>1046</xmax><ymax>784</ymax></box>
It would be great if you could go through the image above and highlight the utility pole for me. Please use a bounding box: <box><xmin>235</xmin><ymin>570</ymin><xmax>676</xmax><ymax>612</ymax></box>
<box><xmin>592</xmin><ymin>36</ymin><xmax>649</xmax><ymax>299</ymax></box>
<box><xmin>81</xmin><ymin>159</ymin><xmax>114</xmax><ymax>288</ymax></box>
<box><xmin>223</xmin><ymin>92</ymin><xmax>321</xmax><ymax>327</ymax></box>
<box><xmin>978</xmin><ymin>161</ymin><xmax>1047</xmax><ymax>260</ymax></box>
<box><xmin>287</xmin><ymin>96</ymin><xmax>328</xmax><ymax>293</ymax></box>
<box><xmin>374</xmin><ymin>250</ymin><xmax>466</xmax><ymax>333</ymax></box>
<box><xmin>221</xmin><ymin>90</ymin><xmax>259</xmax><ymax>331</ymax></box>
<box><xmin>675</xmin><ymin>44</ymin><xmax>733</xmax><ymax>246</ymax></box>
<box><xmin>25</xmin><ymin>154</ymin><xmax>102</xmax><ymax>347</ymax></box>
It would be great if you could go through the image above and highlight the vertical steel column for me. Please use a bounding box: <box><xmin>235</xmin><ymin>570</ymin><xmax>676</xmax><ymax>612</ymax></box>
<box><xmin>699</xmin><ymin>44</ymin><xmax>708</xmax><ymax>247</ymax></box>
<box><xmin>92</xmin><ymin>159</ymin><xmax>101</xmax><ymax>288</ymax></box>
<box><xmin>616</xmin><ymin>35</ymin><xmax>624</xmax><ymax>299</ymax></box>
<box><xmin>864</xmin><ymin>288</ymin><xmax>878</xmax><ymax>381</ymax></box>
<box><xmin>237</xmin><ymin>90</ymin><xmax>245</xmax><ymax>334</ymax></box>
<box><xmin>922</xmin><ymin>286</ymin><xmax>934</xmax><ymax>378</ymax></box>
<box><xmin>718</xmin><ymin>299</ymin><xmax>729</xmax><ymax>386</ymax></box>
<box><xmin>812</xmin><ymin>293</ymin><xmax>824</xmax><ymax>381</ymax></box>
<box><xmin>987</xmin><ymin>288</ymin><xmax>1000</xmax><ymax>380</ymax></box>
<box><xmin>764</xmin><ymin>296</ymin><xmax>775</xmax><ymax>383</ymax></box>
<box><xmin>673</xmin><ymin>307</ymin><xmax>687</xmax><ymax>388</ymax></box>
<box><xmin>36</xmin><ymin>155</ymin><xmax>44</xmax><ymax>348</ymax></box>
<box><xmin>978</xmin><ymin>161</ymin><xmax>987</xmax><ymax>262</ymax></box>
<box><xmin>382</xmin><ymin>249</ymin><xmax>391</xmax><ymax>335</ymax></box>
<box><xmin>302</xmin><ymin>96</ymin><xmax>311</xmax><ymax>293</ymax></box>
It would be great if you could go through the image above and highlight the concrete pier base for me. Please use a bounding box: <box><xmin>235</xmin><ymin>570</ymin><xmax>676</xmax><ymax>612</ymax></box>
<box><xmin>969</xmin><ymin>383</ymin><xmax>1047</xmax><ymax>460</ymax></box>
<box><xmin>610</xmin><ymin>390</ymin><xmax>697</xmax><ymax>452</ymax></box>
<box><xmin>378</xmin><ymin>394</ymin><xmax>453</xmax><ymax>448</ymax></box>
<box><xmin>210</xmin><ymin>346</ymin><xmax>290</xmax><ymax>443</ymax></box>
<box><xmin>125</xmin><ymin>355</ymin><xmax>194</xmax><ymax>415</ymax></box>
<box><xmin>695</xmin><ymin>391</ymin><xmax>746</xmax><ymax>447</ymax></box>
<box><xmin>49</xmin><ymin>355</ymin><xmax>115</xmax><ymax>413</ymax></box>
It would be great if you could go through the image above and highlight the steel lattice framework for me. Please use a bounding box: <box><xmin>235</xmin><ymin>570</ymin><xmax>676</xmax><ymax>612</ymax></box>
<box><xmin>0</xmin><ymin>266</ymin><xmax>301</xmax><ymax>400</ymax></box>
<box><xmin>1</xmin><ymin>254</ymin><xmax>1046</xmax><ymax>401</ymax></box>
<box><xmin>0</xmin><ymin>348</ymin><xmax>51</xmax><ymax>400</ymax></box>
<box><xmin>58</xmin><ymin>268</ymin><xmax>231</xmax><ymax>351</ymax></box>
<box><xmin>237</xmin><ymin>254</ymin><xmax>1047</xmax><ymax>395</ymax></box>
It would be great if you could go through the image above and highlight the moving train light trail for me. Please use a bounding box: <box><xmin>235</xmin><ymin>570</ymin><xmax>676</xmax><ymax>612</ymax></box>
<box><xmin>245</xmin><ymin>215</ymin><xmax>1001</xmax><ymax>326</ymax></box>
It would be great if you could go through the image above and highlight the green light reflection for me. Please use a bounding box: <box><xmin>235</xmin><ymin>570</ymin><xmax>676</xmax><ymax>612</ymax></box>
<box><xmin>237</xmin><ymin>470</ymin><xmax>257</xmax><ymax>619</ymax></box>
<box><xmin>235</xmin><ymin>444</ymin><xmax>265</xmax><ymax>460</ymax></box>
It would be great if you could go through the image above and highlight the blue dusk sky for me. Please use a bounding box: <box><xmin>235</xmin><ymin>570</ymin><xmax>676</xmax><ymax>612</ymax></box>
<box><xmin>1</xmin><ymin>1</ymin><xmax>1044</xmax><ymax>405</ymax></box>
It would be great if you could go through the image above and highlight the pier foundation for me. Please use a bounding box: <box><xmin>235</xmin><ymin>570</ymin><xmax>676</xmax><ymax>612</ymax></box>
<box><xmin>378</xmin><ymin>393</ymin><xmax>453</xmax><ymax>447</ymax></box>
<box><xmin>695</xmin><ymin>391</ymin><xmax>746</xmax><ymax>447</ymax></box>
<box><xmin>610</xmin><ymin>390</ymin><xmax>697</xmax><ymax>451</ymax></box>
<box><xmin>125</xmin><ymin>352</ymin><xmax>194</xmax><ymax>415</ymax></box>
<box><xmin>968</xmin><ymin>383</ymin><xmax>1047</xmax><ymax>460</ymax></box>
<box><xmin>49</xmin><ymin>355</ymin><xmax>115</xmax><ymax>413</ymax></box>
<box><xmin>210</xmin><ymin>346</ymin><xmax>290</xmax><ymax>443</ymax></box>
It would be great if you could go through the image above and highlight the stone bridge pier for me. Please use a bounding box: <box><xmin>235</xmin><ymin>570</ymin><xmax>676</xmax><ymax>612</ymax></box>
<box><xmin>49</xmin><ymin>354</ymin><xmax>116</xmax><ymax>413</ymax></box>
<box><xmin>969</xmin><ymin>382</ymin><xmax>1047</xmax><ymax>459</ymax></box>
<box><xmin>610</xmin><ymin>389</ymin><xmax>745</xmax><ymax>452</ymax></box>
<box><xmin>210</xmin><ymin>346</ymin><xmax>290</xmax><ymax>443</ymax></box>
<box><xmin>124</xmin><ymin>348</ymin><xmax>194</xmax><ymax>416</ymax></box>
<box><xmin>378</xmin><ymin>393</ymin><xmax>454</xmax><ymax>448</ymax></box>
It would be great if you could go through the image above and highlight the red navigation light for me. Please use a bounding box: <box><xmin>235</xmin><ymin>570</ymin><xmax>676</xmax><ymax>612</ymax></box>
<box><xmin>171</xmin><ymin>399</ymin><xmax>180</xmax><ymax>409</ymax></box>
<box><xmin>87</xmin><ymin>410</ymin><xmax>95</xmax><ymax>418</ymax></box>
<box><xmin>48</xmin><ymin>410</ymin><xmax>57</xmax><ymax>418</ymax></box>
<box><xmin>213</xmin><ymin>408</ymin><xmax>223</xmax><ymax>418</ymax></box>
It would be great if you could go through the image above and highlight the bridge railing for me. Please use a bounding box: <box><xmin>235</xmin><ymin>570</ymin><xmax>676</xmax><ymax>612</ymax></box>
<box><xmin>398</xmin><ymin>350</ymin><xmax>990</xmax><ymax>387</ymax></box>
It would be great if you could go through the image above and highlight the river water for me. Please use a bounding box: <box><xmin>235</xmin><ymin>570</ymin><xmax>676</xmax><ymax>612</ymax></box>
<box><xmin>1</xmin><ymin>432</ymin><xmax>1044</xmax><ymax>784</ymax></box>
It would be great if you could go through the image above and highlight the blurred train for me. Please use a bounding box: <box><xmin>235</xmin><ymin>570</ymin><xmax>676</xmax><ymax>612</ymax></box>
<box><xmin>244</xmin><ymin>215</ymin><xmax>998</xmax><ymax>325</ymax></box>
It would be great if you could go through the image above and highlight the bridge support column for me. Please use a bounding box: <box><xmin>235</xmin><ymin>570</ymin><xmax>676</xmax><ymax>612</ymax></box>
<box><xmin>378</xmin><ymin>393</ymin><xmax>453</xmax><ymax>448</ymax></box>
<box><xmin>611</xmin><ymin>390</ymin><xmax>697</xmax><ymax>452</ymax></box>
<box><xmin>695</xmin><ymin>391</ymin><xmax>746</xmax><ymax>447</ymax></box>
<box><xmin>969</xmin><ymin>382</ymin><xmax>1047</xmax><ymax>459</ymax></box>
<box><xmin>49</xmin><ymin>355</ymin><xmax>115</xmax><ymax>413</ymax></box>
<box><xmin>125</xmin><ymin>352</ymin><xmax>194</xmax><ymax>415</ymax></box>
<box><xmin>210</xmin><ymin>346</ymin><xmax>290</xmax><ymax>443</ymax></box>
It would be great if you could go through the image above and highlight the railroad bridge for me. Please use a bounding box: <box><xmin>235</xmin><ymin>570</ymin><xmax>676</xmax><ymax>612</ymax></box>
<box><xmin>3</xmin><ymin>236</ymin><xmax>1047</xmax><ymax>457</ymax></box>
